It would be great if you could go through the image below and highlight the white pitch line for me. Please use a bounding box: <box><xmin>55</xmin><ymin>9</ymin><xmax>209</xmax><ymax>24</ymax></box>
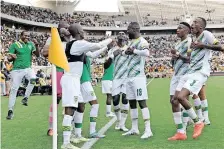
<box><xmin>147</xmin><ymin>77</ymin><xmax>154</xmax><ymax>86</ymax></box>
<box><xmin>81</xmin><ymin>117</ymin><xmax>117</xmax><ymax>149</ymax></box>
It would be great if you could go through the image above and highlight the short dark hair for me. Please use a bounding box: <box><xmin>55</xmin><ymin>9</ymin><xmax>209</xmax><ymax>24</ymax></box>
<box><xmin>197</xmin><ymin>17</ymin><xmax>207</xmax><ymax>28</ymax></box>
<box><xmin>129</xmin><ymin>22</ymin><xmax>140</xmax><ymax>29</ymax></box>
<box><xmin>21</xmin><ymin>31</ymin><xmax>26</xmax><ymax>36</ymax></box>
<box><xmin>180</xmin><ymin>22</ymin><xmax>191</xmax><ymax>31</ymax></box>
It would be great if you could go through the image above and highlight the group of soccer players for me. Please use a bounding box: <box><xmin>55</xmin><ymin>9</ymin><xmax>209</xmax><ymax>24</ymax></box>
<box><xmin>169</xmin><ymin>17</ymin><xmax>224</xmax><ymax>140</ymax></box>
<box><xmin>5</xmin><ymin>17</ymin><xmax>224</xmax><ymax>149</ymax></box>
<box><xmin>43</xmin><ymin>21</ymin><xmax>153</xmax><ymax>149</ymax></box>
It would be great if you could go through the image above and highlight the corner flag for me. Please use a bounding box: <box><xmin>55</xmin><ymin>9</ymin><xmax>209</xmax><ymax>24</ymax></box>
<box><xmin>48</xmin><ymin>27</ymin><xmax>69</xmax><ymax>72</ymax></box>
<box><xmin>48</xmin><ymin>27</ymin><xmax>69</xmax><ymax>149</ymax></box>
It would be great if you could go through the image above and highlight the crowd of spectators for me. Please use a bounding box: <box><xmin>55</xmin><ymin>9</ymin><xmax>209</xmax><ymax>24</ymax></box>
<box><xmin>2</xmin><ymin>1</ymin><xmax>223</xmax><ymax>28</ymax></box>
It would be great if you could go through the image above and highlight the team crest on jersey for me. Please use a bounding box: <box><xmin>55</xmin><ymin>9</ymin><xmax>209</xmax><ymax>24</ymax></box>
<box><xmin>90</xmin><ymin>91</ymin><xmax>95</xmax><ymax>96</ymax></box>
<box><xmin>74</xmin><ymin>96</ymin><xmax>78</xmax><ymax>102</ymax></box>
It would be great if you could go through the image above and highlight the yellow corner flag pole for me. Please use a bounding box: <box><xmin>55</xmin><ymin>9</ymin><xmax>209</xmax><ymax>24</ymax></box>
<box><xmin>48</xmin><ymin>27</ymin><xmax>69</xmax><ymax>149</ymax></box>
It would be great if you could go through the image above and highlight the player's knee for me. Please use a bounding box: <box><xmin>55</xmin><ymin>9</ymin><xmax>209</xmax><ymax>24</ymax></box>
<box><xmin>107</xmin><ymin>94</ymin><xmax>112</xmax><ymax>99</ymax></box>
<box><xmin>138</xmin><ymin>100</ymin><xmax>147</xmax><ymax>109</ymax></box>
<box><xmin>129</xmin><ymin>100</ymin><xmax>137</xmax><ymax>109</ymax></box>
<box><xmin>89</xmin><ymin>100</ymin><xmax>98</xmax><ymax>105</ymax></box>
<box><xmin>77</xmin><ymin>103</ymin><xmax>85</xmax><ymax>113</ymax></box>
<box><xmin>121</xmin><ymin>94</ymin><xmax>128</xmax><ymax>104</ymax></box>
<box><xmin>113</xmin><ymin>95</ymin><xmax>120</xmax><ymax>106</ymax></box>
<box><xmin>65</xmin><ymin>107</ymin><xmax>75</xmax><ymax>116</ymax></box>
<box><xmin>30</xmin><ymin>78</ymin><xmax>36</xmax><ymax>85</ymax></box>
<box><xmin>177</xmin><ymin>94</ymin><xmax>185</xmax><ymax>103</ymax></box>
<box><xmin>171</xmin><ymin>97</ymin><xmax>179</xmax><ymax>106</ymax></box>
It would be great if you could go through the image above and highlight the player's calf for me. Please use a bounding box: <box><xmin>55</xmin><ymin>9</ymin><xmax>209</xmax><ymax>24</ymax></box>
<box><xmin>138</xmin><ymin>100</ymin><xmax>153</xmax><ymax>139</ymax></box>
<box><xmin>89</xmin><ymin>101</ymin><xmax>104</xmax><ymax>138</ymax></box>
<box><xmin>72</xmin><ymin>103</ymin><xmax>85</xmax><ymax>139</ymax></box>
<box><xmin>177</xmin><ymin>90</ymin><xmax>205</xmax><ymax>139</ymax></box>
<box><xmin>113</xmin><ymin>95</ymin><xmax>121</xmax><ymax>129</ymax></box>
<box><xmin>21</xmin><ymin>78</ymin><xmax>36</xmax><ymax>106</ymax></box>
<box><xmin>106</xmin><ymin>94</ymin><xmax>114</xmax><ymax>117</ymax></box>
<box><xmin>123</xmin><ymin>100</ymin><xmax>139</xmax><ymax>136</ymax></box>
<box><xmin>62</xmin><ymin>107</ymin><xmax>77</xmax><ymax>148</ymax></box>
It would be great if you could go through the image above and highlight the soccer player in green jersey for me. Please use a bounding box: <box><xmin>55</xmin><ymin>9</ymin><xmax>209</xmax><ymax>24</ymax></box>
<box><xmin>6</xmin><ymin>31</ymin><xmax>39</xmax><ymax>120</ymax></box>
<box><xmin>170</xmin><ymin>17</ymin><xmax>224</xmax><ymax>141</ymax></box>
<box><xmin>104</xmin><ymin>32</ymin><xmax>129</xmax><ymax>132</ymax></box>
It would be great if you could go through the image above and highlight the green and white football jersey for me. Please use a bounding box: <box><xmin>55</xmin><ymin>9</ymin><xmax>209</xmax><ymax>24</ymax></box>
<box><xmin>111</xmin><ymin>45</ymin><xmax>129</xmax><ymax>79</ymax></box>
<box><xmin>187</xmin><ymin>30</ymin><xmax>219</xmax><ymax>76</ymax></box>
<box><xmin>173</xmin><ymin>37</ymin><xmax>191</xmax><ymax>76</ymax></box>
<box><xmin>126</xmin><ymin>37</ymin><xmax>149</xmax><ymax>78</ymax></box>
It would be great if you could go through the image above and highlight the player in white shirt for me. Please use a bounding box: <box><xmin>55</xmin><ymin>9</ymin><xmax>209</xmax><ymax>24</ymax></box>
<box><xmin>61</xmin><ymin>23</ymin><xmax>114</xmax><ymax>149</ymax></box>
<box><xmin>121</xmin><ymin>22</ymin><xmax>153</xmax><ymax>139</ymax></box>
<box><xmin>169</xmin><ymin>17</ymin><xmax>224</xmax><ymax>141</ymax></box>
<box><xmin>104</xmin><ymin>32</ymin><xmax>129</xmax><ymax>132</ymax></box>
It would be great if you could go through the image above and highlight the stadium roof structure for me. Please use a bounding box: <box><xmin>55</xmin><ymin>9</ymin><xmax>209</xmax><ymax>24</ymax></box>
<box><xmin>28</xmin><ymin>0</ymin><xmax>79</xmax><ymax>7</ymax></box>
<box><xmin>119</xmin><ymin>0</ymin><xmax>224</xmax><ymax>26</ymax></box>
<box><xmin>26</xmin><ymin>0</ymin><xmax>80</xmax><ymax>14</ymax></box>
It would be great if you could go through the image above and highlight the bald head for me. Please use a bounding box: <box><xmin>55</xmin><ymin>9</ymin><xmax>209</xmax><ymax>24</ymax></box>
<box><xmin>127</xmin><ymin>22</ymin><xmax>140</xmax><ymax>39</ymax></box>
<box><xmin>68</xmin><ymin>23</ymin><xmax>84</xmax><ymax>39</ymax></box>
<box><xmin>197</xmin><ymin>17</ymin><xmax>207</xmax><ymax>29</ymax></box>
<box><xmin>58</xmin><ymin>21</ymin><xmax>69</xmax><ymax>29</ymax></box>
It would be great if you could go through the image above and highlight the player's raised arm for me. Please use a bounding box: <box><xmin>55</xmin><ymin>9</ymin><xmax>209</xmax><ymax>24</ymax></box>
<box><xmin>104</xmin><ymin>46</ymin><xmax>121</xmax><ymax>69</ymax></box>
<box><xmin>191</xmin><ymin>31</ymin><xmax>223</xmax><ymax>52</ymax></box>
<box><xmin>68</xmin><ymin>23</ymin><xmax>115</xmax><ymax>55</ymax></box>
<box><xmin>86</xmin><ymin>46</ymin><xmax>108</xmax><ymax>58</ymax></box>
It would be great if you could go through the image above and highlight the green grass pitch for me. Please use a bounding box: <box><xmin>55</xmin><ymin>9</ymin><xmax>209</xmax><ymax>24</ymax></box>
<box><xmin>1</xmin><ymin>77</ymin><xmax>224</xmax><ymax>149</ymax></box>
